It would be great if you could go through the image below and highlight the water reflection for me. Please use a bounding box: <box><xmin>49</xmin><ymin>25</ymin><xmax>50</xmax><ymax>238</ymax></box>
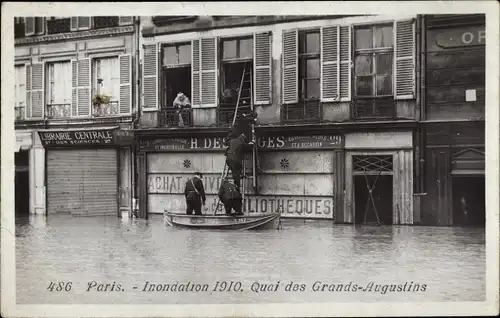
<box><xmin>15</xmin><ymin>214</ymin><xmax>485</xmax><ymax>304</ymax></box>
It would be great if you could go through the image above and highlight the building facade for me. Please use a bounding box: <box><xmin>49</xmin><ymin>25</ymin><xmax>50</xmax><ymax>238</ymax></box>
<box><xmin>417</xmin><ymin>14</ymin><xmax>486</xmax><ymax>226</ymax></box>
<box><xmin>135</xmin><ymin>15</ymin><xmax>418</xmax><ymax>224</ymax></box>
<box><xmin>14</xmin><ymin>16</ymin><xmax>139</xmax><ymax>217</ymax></box>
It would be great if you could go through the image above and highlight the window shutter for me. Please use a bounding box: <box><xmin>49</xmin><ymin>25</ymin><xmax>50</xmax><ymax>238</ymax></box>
<box><xmin>25</xmin><ymin>17</ymin><xmax>35</xmax><ymax>36</ymax></box>
<box><xmin>78</xmin><ymin>17</ymin><xmax>91</xmax><ymax>30</ymax></box>
<box><xmin>26</xmin><ymin>64</ymin><xmax>32</xmax><ymax>118</ymax></box>
<box><xmin>339</xmin><ymin>25</ymin><xmax>352</xmax><ymax>102</ymax></box>
<box><xmin>30</xmin><ymin>62</ymin><xmax>44</xmax><ymax>119</ymax></box>
<box><xmin>71</xmin><ymin>60</ymin><xmax>78</xmax><ymax>117</ymax></box>
<box><xmin>70</xmin><ymin>17</ymin><xmax>78</xmax><ymax>31</ymax></box>
<box><xmin>119</xmin><ymin>16</ymin><xmax>134</xmax><ymax>26</ymax></box>
<box><xmin>394</xmin><ymin>19</ymin><xmax>415</xmax><ymax>100</ymax></box>
<box><xmin>36</xmin><ymin>17</ymin><xmax>45</xmax><ymax>35</ymax></box>
<box><xmin>321</xmin><ymin>25</ymin><xmax>340</xmax><ymax>102</ymax></box>
<box><xmin>254</xmin><ymin>32</ymin><xmax>272</xmax><ymax>106</ymax></box>
<box><xmin>200</xmin><ymin>37</ymin><xmax>217</xmax><ymax>107</ymax></box>
<box><xmin>191</xmin><ymin>39</ymin><xmax>201</xmax><ymax>107</ymax></box>
<box><xmin>142</xmin><ymin>44</ymin><xmax>158</xmax><ymax>110</ymax></box>
<box><xmin>119</xmin><ymin>54</ymin><xmax>132</xmax><ymax>114</ymax></box>
<box><xmin>77</xmin><ymin>58</ymin><xmax>91</xmax><ymax>116</ymax></box>
<box><xmin>282</xmin><ymin>29</ymin><xmax>298</xmax><ymax>104</ymax></box>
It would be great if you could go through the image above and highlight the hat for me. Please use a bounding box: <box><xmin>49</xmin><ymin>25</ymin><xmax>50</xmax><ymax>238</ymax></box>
<box><xmin>194</xmin><ymin>172</ymin><xmax>203</xmax><ymax>178</ymax></box>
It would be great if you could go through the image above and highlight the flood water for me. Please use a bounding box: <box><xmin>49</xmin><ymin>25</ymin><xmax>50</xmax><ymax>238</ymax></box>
<box><xmin>15</xmin><ymin>214</ymin><xmax>485</xmax><ymax>304</ymax></box>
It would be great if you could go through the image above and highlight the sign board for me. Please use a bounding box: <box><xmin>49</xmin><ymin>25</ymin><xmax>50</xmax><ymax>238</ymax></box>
<box><xmin>139</xmin><ymin>135</ymin><xmax>343</xmax><ymax>151</ymax></box>
<box><xmin>435</xmin><ymin>26</ymin><xmax>485</xmax><ymax>48</ymax></box>
<box><xmin>38</xmin><ymin>128</ymin><xmax>133</xmax><ymax>147</ymax></box>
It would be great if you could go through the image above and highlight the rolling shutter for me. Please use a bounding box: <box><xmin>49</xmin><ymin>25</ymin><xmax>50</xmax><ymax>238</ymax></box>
<box><xmin>254</xmin><ymin>32</ymin><xmax>272</xmax><ymax>105</ymax></box>
<box><xmin>142</xmin><ymin>44</ymin><xmax>158</xmax><ymax>110</ymax></box>
<box><xmin>119</xmin><ymin>54</ymin><xmax>132</xmax><ymax>114</ymax></box>
<box><xmin>201</xmin><ymin>37</ymin><xmax>218</xmax><ymax>107</ymax></box>
<box><xmin>394</xmin><ymin>19</ymin><xmax>415</xmax><ymax>100</ymax></box>
<box><xmin>339</xmin><ymin>25</ymin><xmax>352</xmax><ymax>102</ymax></box>
<box><xmin>321</xmin><ymin>25</ymin><xmax>340</xmax><ymax>102</ymax></box>
<box><xmin>191</xmin><ymin>39</ymin><xmax>201</xmax><ymax>107</ymax></box>
<box><xmin>282</xmin><ymin>29</ymin><xmax>298</xmax><ymax>104</ymax></box>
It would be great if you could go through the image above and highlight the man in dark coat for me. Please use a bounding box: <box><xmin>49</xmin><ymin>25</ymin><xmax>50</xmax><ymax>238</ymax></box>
<box><xmin>184</xmin><ymin>172</ymin><xmax>206</xmax><ymax>215</ymax></box>
<box><xmin>223</xmin><ymin>111</ymin><xmax>257</xmax><ymax>147</ymax></box>
<box><xmin>218</xmin><ymin>178</ymin><xmax>243</xmax><ymax>216</ymax></box>
<box><xmin>225</xmin><ymin>134</ymin><xmax>253</xmax><ymax>190</ymax></box>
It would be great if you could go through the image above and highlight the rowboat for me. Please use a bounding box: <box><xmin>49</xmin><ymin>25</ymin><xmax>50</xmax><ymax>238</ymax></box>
<box><xmin>163</xmin><ymin>210</ymin><xmax>281</xmax><ymax>231</ymax></box>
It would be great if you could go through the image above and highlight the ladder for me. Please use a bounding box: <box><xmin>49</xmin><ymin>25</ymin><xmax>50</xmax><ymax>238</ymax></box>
<box><xmin>214</xmin><ymin>65</ymin><xmax>257</xmax><ymax>215</ymax></box>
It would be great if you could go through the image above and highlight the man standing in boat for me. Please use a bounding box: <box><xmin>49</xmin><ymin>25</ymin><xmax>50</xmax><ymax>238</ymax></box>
<box><xmin>184</xmin><ymin>172</ymin><xmax>206</xmax><ymax>215</ymax></box>
<box><xmin>218</xmin><ymin>177</ymin><xmax>244</xmax><ymax>216</ymax></box>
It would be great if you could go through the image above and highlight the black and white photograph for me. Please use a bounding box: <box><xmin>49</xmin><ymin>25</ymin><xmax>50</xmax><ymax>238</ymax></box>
<box><xmin>1</xmin><ymin>1</ymin><xmax>499</xmax><ymax>317</ymax></box>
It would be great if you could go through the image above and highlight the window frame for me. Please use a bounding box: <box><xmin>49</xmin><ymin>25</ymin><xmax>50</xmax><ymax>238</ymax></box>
<box><xmin>161</xmin><ymin>42</ymin><xmax>192</xmax><ymax>68</ymax></box>
<box><xmin>92</xmin><ymin>55</ymin><xmax>120</xmax><ymax>102</ymax></box>
<box><xmin>14</xmin><ymin>64</ymin><xmax>26</xmax><ymax>114</ymax></box>
<box><xmin>298</xmin><ymin>29</ymin><xmax>321</xmax><ymax>102</ymax></box>
<box><xmin>353</xmin><ymin>23</ymin><xmax>394</xmax><ymax>99</ymax></box>
<box><xmin>45</xmin><ymin>60</ymin><xmax>72</xmax><ymax>117</ymax></box>
<box><xmin>220</xmin><ymin>36</ymin><xmax>253</xmax><ymax>63</ymax></box>
<box><xmin>160</xmin><ymin>42</ymin><xmax>193</xmax><ymax>108</ymax></box>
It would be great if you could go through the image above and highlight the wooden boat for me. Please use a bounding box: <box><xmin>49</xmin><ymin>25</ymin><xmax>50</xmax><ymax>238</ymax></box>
<box><xmin>164</xmin><ymin>211</ymin><xmax>281</xmax><ymax>231</ymax></box>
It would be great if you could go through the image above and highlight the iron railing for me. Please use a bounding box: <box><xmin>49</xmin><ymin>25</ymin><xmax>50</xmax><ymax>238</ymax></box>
<box><xmin>46</xmin><ymin>104</ymin><xmax>71</xmax><ymax>119</ymax></box>
<box><xmin>93</xmin><ymin>101</ymin><xmax>119</xmax><ymax>117</ymax></box>
<box><xmin>158</xmin><ymin>108</ymin><xmax>193</xmax><ymax>127</ymax></box>
<box><xmin>15</xmin><ymin>106</ymin><xmax>25</xmax><ymax>121</ymax></box>
<box><xmin>351</xmin><ymin>97</ymin><xmax>397</xmax><ymax>120</ymax></box>
<box><xmin>217</xmin><ymin>104</ymin><xmax>252</xmax><ymax>128</ymax></box>
<box><xmin>46</xmin><ymin>18</ymin><xmax>71</xmax><ymax>34</ymax></box>
<box><xmin>281</xmin><ymin>100</ymin><xmax>322</xmax><ymax>123</ymax></box>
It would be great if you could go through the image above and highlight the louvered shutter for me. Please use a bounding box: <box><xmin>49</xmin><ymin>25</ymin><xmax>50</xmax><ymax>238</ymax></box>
<box><xmin>77</xmin><ymin>58</ymin><xmax>91</xmax><ymax>116</ymax></box>
<box><xmin>254</xmin><ymin>32</ymin><xmax>272</xmax><ymax>105</ymax></box>
<box><xmin>201</xmin><ymin>37</ymin><xmax>217</xmax><ymax>107</ymax></box>
<box><xmin>142</xmin><ymin>44</ymin><xmax>158</xmax><ymax>110</ymax></box>
<box><xmin>36</xmin><ymin>17</ymin><xmax>45</xmax><ymax>35</ymax></box>
<box><xmin>70</xmin><ymin>17</ymin><xmax>78</xmax><ymax>31</ymax></box>
<box><xmin>282</xmin><ymin>29</ymin><xmax>298</xmax><ymax>104</ymax></box>
<box><xmin>119</xmin><ymin>54</ymin><xmax>132</xmax><ymax>114</ymax></box>
<box><xmin>78</xmin><ymin>17</ymin><xmax>91</xmax><ymax>30</ymax></box>
<box><xmin>119</xmin><ymin>16</ymin><xmax>134</xmax><ymax>25</ymax></box>
<box><xmin>191</xmin><ymin>39</ymin><xmax>201</xmax><ymax>108</ymax></box>
<box><xmin>321</xmin><ymin>25</ymin><xmax>340</xmax><ymax>102</ymax></box>
<box><xmin>394</xmin><ymin>19</ymin><xmax>415</xmax><ymax>100</ymax></box>
<box><xmin>26</xmin><ymin>64</ymin><xmax>32</xmax><ymax>118</ymax></box>
<box><xmin>25</xmin><ymin>17</ymin><xmax>35</xmax><ymax>36</ymax></box>
<box><xmin>71</xmin><ymin>60</ymin><xmax>78</xmax><ymax>117</ymax></box>
<box><xmin>339</xmin><ymin>25</ymin><xmax>352</xmax><ymax>102</ymax></box>
<box><xmin>30</xmin><ymin>62</ymin><xmax>44</xmax><ymax>119</ymax></box>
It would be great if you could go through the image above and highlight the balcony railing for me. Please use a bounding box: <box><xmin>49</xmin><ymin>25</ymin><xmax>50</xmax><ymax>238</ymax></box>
<box><xmin>281</xmin><ymin>100</ymin><xmax>321</xmax><ymax>123</ymax></box>
<box><xmin>46</xmin><ymin>18</ymin><xmax>71</xmax><ymax>35</ymax></box>
<box><xmin>15</xmin><ymin>106</ymin><xmax>25</xmax><ymax>121</ymax></box>
<box><xmin>47</xmin><ymin>104</ymin><xmax>71</xmax><ymax>119</ymax></box>
<box><xmin>93</xmin><ymin>16</ymin><xmax>119</xmax><ymax>29</ymax></box>
<box><xmin>217</xmin><ymin>104</ymin><xmax>252</xmax><ymax>128</ymax></box>
<box><xmin>93</xmin><ymin>101</ymin><xmax>119</xmax><ymax>117</ymax></box>
<box><xmin>351</xmin><ymin>97</ymin><xmax>397</xmax><ymax>120</ymax></box>
<box><xmin>158</xmin><ymin>108</ymin><xmax>193</xmax><ymax>127</ymax></box>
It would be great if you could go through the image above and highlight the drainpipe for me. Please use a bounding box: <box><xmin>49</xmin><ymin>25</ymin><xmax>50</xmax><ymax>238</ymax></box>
<box><xmin>131</xmin><ymin>16</ymin><xmax>141</xmax><ymax>217</ymax></box>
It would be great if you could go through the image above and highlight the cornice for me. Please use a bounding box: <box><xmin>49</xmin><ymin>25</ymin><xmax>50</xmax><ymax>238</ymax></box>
<box><xmin>15</xmin><ymin>26</ymin><xmax>135</xmax><ymax>46</ymax></box>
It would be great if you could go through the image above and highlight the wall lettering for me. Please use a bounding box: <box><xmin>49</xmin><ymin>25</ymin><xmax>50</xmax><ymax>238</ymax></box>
<box><xmin>435</xmin><ymin>26</ymin><xmax>485</xmax><ymax>48</ymax></box>
<box><xmin>37</xmin><ymin>128</ymin><xmax>132</xmax><ymax>147</ymax></box>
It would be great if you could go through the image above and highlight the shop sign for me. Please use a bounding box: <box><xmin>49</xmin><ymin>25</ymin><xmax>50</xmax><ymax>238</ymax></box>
<box><xmin>38</xmin><ymin>128</ymin><xmax>117</xmax><ymax>147</ymax></box>
<box><xmin>435</xmin><ymin>26</ymin><xmax>485</xmax><ymax>48</ymax></box>
<box><xmin>139</xmin><ymin>135</ymin><xmax>343</xmax><ymax>151</ymax></box>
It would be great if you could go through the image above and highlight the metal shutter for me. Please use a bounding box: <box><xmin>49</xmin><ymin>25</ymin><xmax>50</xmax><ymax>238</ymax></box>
<box><xmin>47</xmin><ymin>149</ymin><xmax>118</xmax><ymax>216</ymax></box>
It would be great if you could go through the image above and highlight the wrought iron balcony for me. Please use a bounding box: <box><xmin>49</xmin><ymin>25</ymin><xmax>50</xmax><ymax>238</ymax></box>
<box><xmin>158</xmin><ymin>107</ymin><xmax>193</xmax><ymax>127</ymax></box>
<box><xmin>217</xmin><ymin>104</ymin><xmax>252</xmax><ymax>128</ymax></box>
<box><xmin>281</xmin><ymin>100</ymin><xmax>322</xmax><ymax>123</ymax></box>
<box><xmin>46</xmin><ymin>104</ymin><xmax>71</xmax><ymax>119</ymax></box>
<box><xmin>93</xmin><ymin>101</ymin><xmax>119</xmax><ymax>117</ymax></box>
<box><xmin>15</xmin><ymin>106</ymin><xmax>25</xmax><ymax>121</ymax></box>
<box><xmin>93</xmin><ymin>16</ymin><xmax>119</xmax><ymax>29</ymax></box>
<box><xmin>14</xmin><ymin>22</ymin><xmax>25</xmax><ymax>38</ymax></box>
<box><xmin>46</xmin><ymin>18</ymin><xmax>71</xmax><ymax>35</ymax></box>
<box><xmin>351</xmin><ymin>97</ymin><xmax>396</xmax><ymax>120</ymax></box>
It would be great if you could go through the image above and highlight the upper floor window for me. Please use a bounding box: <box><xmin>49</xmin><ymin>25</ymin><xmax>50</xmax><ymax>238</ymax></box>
<box><xmin>93</xmin><ymin>56</ymin><xmax>120</xmax><ymax>116</ymax></box>
<box><xmin>163</xmin><ymin>43</ymin><xmax>191</xmax><ymax>67</ymax></box>
<box><xmin>354</xmin><ymin>24</ymin><xmax>394</xmax><ymax>98</ymax></box>
<box><xmin>221</xmin><ymin>37</ymin><xmax>253</xmax><ymax>61</ymax></box>
<box><xmin>15</xmin><ymin>65</ymin><xmax>26</xmax><ymax>120</ymax></box>
<box><xmin>298</xmin><ymin>29</ymin><xmax>320</xmax><ymax>101</ymax></box>
<box><xmin>24</xmin><ymin>17</ymin><xmax>45</xmax><ymax>36</ymax></box>
<box><xmin>71</xmin><ymin>17</ymin><xmax>92</xmax><ymax>31</ymax></box>
<box><xmin>46</xmin><ymin>61</ymin><xmax>72</xmax><ymax>118</ymax></box>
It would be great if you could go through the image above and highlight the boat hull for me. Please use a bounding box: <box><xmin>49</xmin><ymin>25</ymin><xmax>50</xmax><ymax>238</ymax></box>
<box><xmin>164</xmin><ymin>212</ymin><xmax>281</xmax><ymax>231</ymax></box>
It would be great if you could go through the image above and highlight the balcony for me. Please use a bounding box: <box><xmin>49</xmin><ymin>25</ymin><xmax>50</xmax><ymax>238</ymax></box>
<box><xmin>46</xmin><ymin>18</ymin><xmax>71</xmax><ymax>35</ymax></box>
<box><xmin>93</xmin><ymin>16</ymin><xmax>119</xmax><ymax>29</ymax></box>
<box><xmin>217</xmin><ymin>104</ymin><xmax>252</xmax><ymax>128</ymax></box>
<box><xmin>46</xmin><ymin>104</ymin><xmax>71</xmax><ymax>119</ymax></box>
<box><xmin>93</xmin><ymin>101</ymin><xmax>119</xmax><ymax>117</ymax></box>
<box><xmin>281</xmin><ymin>100</ymin><xmax>322</xmax><ymax>123</ymax></box>
<box><xmin>158</xmin><ymin>108</ymin><xmax>193</xmax><ymax>127</ymax></box>
<box><xmin>15</xmin><ymin>106</ymin><xmax>25</xmax><ymax>121</ymax></box>
<box><xmin>351</xmin><ymin>97</ymin><xmax>397</xmax><ymax>120</ymax></box>
<box><xmin>14</xmin><ymin>22</ymin><xmax>25</xmax><ymax>38</ymax></box>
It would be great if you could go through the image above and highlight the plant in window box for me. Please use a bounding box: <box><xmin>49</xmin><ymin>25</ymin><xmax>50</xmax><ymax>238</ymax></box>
<box><xmin>92</xmin><ymin>93</ymin><xmax>111</xmax><ymax>117</ymax></box>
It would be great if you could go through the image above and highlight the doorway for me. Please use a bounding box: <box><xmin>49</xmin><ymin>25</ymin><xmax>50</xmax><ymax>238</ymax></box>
<box><xmin>15</xmin><ymin>150</ymin><xmax>30</xmax><ymax>217</ymax></box>
<box><xmin>354</xmin><ymin>174</ymin><xmax>393</xmax><ymax>225</ymax></box>
<box><xmin>452</xmin><ymin>176</ymin><xmax>485</xmax><ymax>226</ymax></box>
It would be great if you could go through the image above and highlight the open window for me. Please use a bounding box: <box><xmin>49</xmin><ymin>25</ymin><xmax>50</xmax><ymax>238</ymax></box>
<box><xmin>46</xmin><ymin>61</ymin><xmax>72</xmax><ymax>118</ymax></box>
<box><xmin>92</xmin><ymin>56</ymin><xmax>120</xmax><ymax>116</ymax></box>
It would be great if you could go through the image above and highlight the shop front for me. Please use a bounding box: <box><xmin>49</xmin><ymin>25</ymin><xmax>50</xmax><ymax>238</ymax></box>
<box><xmin>38</xmin><ymin>126</ymin><xmax>134</xmax><ymax>216</ymax></box>
<box><xmin>137</xmin><ymin>133</ymin><xmax>344</xmax><ymax>220</ymax></box>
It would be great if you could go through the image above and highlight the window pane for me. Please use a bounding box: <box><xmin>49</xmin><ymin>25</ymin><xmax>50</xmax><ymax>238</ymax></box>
<box><xmin>355</xmin><ymin>55</ymin><xmax>373</xmax><ymax>75</ymax></box>
<box><xmin>376</xmin><ymin>53</ymin><xmax>393</xmax><ymax>75</ymax></box>
<box><xmin>306</xmin><ymin>58</ymin><xmax>320</xmax><ymax>78</ymax></box>
<box><xmin>306</xmin><ymin>79</ymin><xmax>320</xmax><ymax>99</ymax></box>
<box><xmin>376</xmin><ymin>75</ymin><xmax>392</xmax><ymax>96</ymax></box>
<box><xmin>239</xmin><ymin>38</ymin><xmax>253</xmax><ymax>59</ymax></box>
<box><xmin>222</xmin><ymin>40</ymin><xmax>237</xmax><ymax>60</ymax></box>
<box><xmin>374</xmin><ymin>25</ymin><xmax>393</xmax><ymax>48</ymax></box>
<box><xmin>178</xmin><ymin>44</ymin><xmax>191</xmax><ymax>64</ymax></box>
<box><xmin>52</xmin><ymin>62</ymin><xmax>72</xmax><ymax>104</ymax></box>
<box><xmin>163</xmin><ymin>46</ymin><xmax>177</xmax><ymax>65</ymax></box>
<box><xmin>98</xmin><ymin>58</ymin><xmax>119</xmax><ymax>101</ymax></box>
<box><xmin>306</xmin><ymin>32</ymin><xmax>320</xmax><ymax>54</ymax></box>
<box><xmin>355</xmin><ymin>27</ymin><xmax>373</xmax><ymax>49</ymax></box>
<box><xmin>356</xmin><ymin>76</ymin><xmax>373</xmax><ymax>96</ymax></box>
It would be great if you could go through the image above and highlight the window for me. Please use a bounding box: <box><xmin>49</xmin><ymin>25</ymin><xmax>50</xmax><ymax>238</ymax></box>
<box><xmin>15</xmin><ymin>65</ymin><xmax>26</xmax><ymax>120</ymax></box>
<box><xmin>93</xmin><ymin>57</ymin><xmax>120</xmax><ymax>116</ymax></box>
<box><xmin>46</xmin><ymin>61</ymin><xmax>72</xmax><ymax>118</ymax></box>
<box><xmin>70</xmin><ymin>17</ymin><xmax>91</xmax><ymax>31</ymax></box>
<box><xmin>298</xmin><ymin>30</ymin><xmax>321</xmax><ymax>101</ymax></box>
<box><xmin>354</xmin><ymin>24</ymin><xmax>393</xmax><ymax>97</ymax></box>
<box><xmin>24</xmin><ymin>17</ymin><xmax>45</xmax><ymax>36</ymax></box>
<box><xmin>163</xmin><ymin>43</ymin><xmax>191</xmax><ymax>67</ymax></box>
<box><xmin>221</xmin><ymin>37</ymin><xmax>253</xmax><ymax>61</ymax></box>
